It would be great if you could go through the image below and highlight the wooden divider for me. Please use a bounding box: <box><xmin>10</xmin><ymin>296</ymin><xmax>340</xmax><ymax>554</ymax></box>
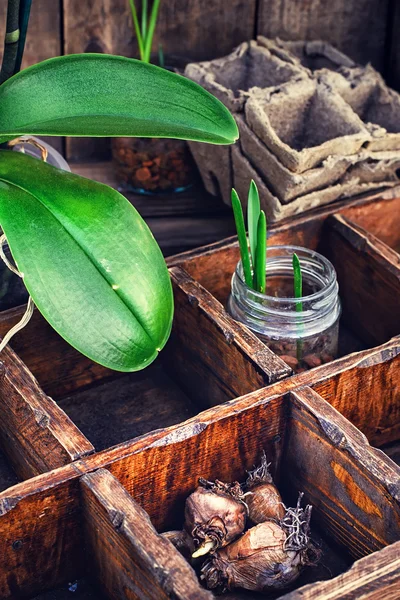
<box><xmin>285</xmin><ymin>388</ymin><xmax>400</xmax><ymax>558</ymax></box>
<box><xmin>81</xmin><ymin>468</ymin><xmax>212</xmax><ymax>600</ymax></box>
<box><xmin>0</xmin><ymin>343</ymin><xmax>94</xmax><ymax>480</ymax></box>
<box><xmin>283</xmin><ymin>540</ymin><xmax>400</xmax><ymax>600</ymax></box>
<box><xmin>322</xmin><ymin>214</ymin><xmax>400</xmax><ymax>347</ymax></box>
<box><xmin>168</xmin><ymin>266</ymin><xmax>291</xmax><ymax>405</ymax></box>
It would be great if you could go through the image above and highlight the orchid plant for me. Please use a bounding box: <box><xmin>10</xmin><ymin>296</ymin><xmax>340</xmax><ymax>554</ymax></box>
<box><xmin>0</xmin><ymin>0</ymin><xmax>238</xmax><ymax>371</ymax></box>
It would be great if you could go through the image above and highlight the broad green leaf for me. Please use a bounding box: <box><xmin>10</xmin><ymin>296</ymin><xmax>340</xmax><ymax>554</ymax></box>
<box><xmin>0</xmin><ymin>54</ymin><xmax>238</xmax><ymax>144</ymax></box>
<box><xmin>0</xmin><ymin>150</ymin><xmax>173</xmax><ymax>371</ymax></box>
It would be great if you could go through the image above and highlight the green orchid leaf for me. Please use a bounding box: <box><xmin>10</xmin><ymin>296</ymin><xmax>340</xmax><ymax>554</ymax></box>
<box><xmin>0</xmin><ymin>150</ymin><xmax>173</xmax><ymax>372</ymax></box>
<box><xmin>0</xmin><ymin>53</ymin><xmax>238</xmax><ymax>144</ymax></box>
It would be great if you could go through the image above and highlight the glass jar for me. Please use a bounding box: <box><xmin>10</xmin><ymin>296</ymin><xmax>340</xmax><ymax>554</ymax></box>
<box><xmin>227</xmin><ymin>245</ymin><xmax>341</xmax><ymax>373</ymax></box>
<box><xmin>111</xmin><ymin>137</ymin><xmax>197</xmax><ymax>195</ymax></box>
<box><xmin>10</xmin><ymin>136</ymin><xmax>70</xmax><ymax>171</ymax></box>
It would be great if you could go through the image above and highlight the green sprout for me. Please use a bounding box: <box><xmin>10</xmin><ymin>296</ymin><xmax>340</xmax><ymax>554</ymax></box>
<box><xmin>129</xmin><ymin>0</ymin><xmax>162</xmax><ymax>64</ymax></box>
<box><xmin>293</xmin><ymin>252</ymin><xmax>304</xmax><ymax>360</ymax></box>
<box><xmin>232</xmin><ymin>180</ymin><xmax>267</xmax><ymax>293</ymax></box>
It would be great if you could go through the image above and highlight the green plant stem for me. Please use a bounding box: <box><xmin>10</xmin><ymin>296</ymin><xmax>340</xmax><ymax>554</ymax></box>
<box><xmin>0</xmin><ymin>0</ymin><xmax>21</xmax><ymax>84</ymax></box>
<box><xmin>158</xmin><ymin>44</ymin><xmax>165</xmax><ymax>68</ymax></box>
<box><xmin>141</xmin><ymin>0</ymin><xmax>148</xmax><ymax>40</ymax></box>
<box><xmin>255</xmin><ymin>210</ymin><xmax>267</xmax><ymax>293</ymax></box>
<box><xmin>293</xmin><ymin>252</ymin><xmax>303</xmax><ymax>360</ymax></box>
<box><xmin>247</xmin><ymin>179</ymin><xmax>260</xmax><ymax>286</ymax></box>
<box><xmin>231</xmin><ymin>189</ymin><xmax>252</xmax><ymax>287</ymax></box>
<box><xmin>143</xmin><ymin>0</ymin><xmax>161</xmax><ymax>63</ymax></box>
<box><xmin>15</xmin><ymin>0</ymin><xmax>32</xmax><ymax>72</ymax></box>
<box><xmin>129</xmin><ymin>0</ymin><xmax>145</xmax><ymax>61</ymax></box>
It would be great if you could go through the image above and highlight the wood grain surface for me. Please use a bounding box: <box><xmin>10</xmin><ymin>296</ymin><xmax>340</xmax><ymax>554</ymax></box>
<box><xmin>81</xmin><ymin>468</ymin><xmax>212</xmax><ymax>599</ymax></box>
<box><xmin>256</xmin><ymin>0</ymin><xmax>390</xmax><ymax>69</ymax></box>
<box><xmin>0</xmin><ymin>374</ymin><xmax>399</xmax><ymax>598</ymax></box>
<box><xmin>282</xmin><ymin>539</ymin><xmax>400</xmax><ymax>599</ymax></box>
<box><xmin>0</xmin><ymin>343</ymin><xmax>94</xmax><ymax>480</ymax></box>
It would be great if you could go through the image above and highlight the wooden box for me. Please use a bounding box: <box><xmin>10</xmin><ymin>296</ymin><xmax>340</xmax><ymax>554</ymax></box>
<box><xmin>0</xmin><ymin>186</ymin><xmax>400</xmax><ymax>598</ymax></box>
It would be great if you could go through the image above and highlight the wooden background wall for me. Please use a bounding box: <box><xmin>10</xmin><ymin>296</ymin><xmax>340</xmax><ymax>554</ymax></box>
<box><xmin>0</xmin><ymin>0</ymin><xmax>398</xmax><ymax>162</ymax></box>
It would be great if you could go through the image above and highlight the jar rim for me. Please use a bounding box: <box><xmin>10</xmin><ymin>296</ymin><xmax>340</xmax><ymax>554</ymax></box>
<box><xmin>235</xmin><ymin>244</ymin><xmax>337</xmax><ymax>304</ymax></box>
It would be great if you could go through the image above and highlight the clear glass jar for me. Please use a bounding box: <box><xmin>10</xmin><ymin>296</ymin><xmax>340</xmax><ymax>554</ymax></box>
<box><xmin>227</xmin><ymin>245</ymin><xmax>341</xmax><ymax>373</ymax></box>
<box><xmin>111</xmin><ymin>137</ymin><xmax>197</xmax><ymax>195</ymax></box>
<box><xmin>10</xmin><ymin>136</ymin><xmax>71</xmax><ymax>171</ymax></box>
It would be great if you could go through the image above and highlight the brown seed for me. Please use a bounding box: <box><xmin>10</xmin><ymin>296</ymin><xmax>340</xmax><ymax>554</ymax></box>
<box><xmin>280</xmin><ymin>354</ymin><xmax>299</xmax><ymax>370</ymax></box>
<box><xmin>184</xmin><ymin>479</ymin><xmax>247</xmax><ymax>556</ymax></box>
<box><xmin>245</xmin><ymin>452</ymin><xmax>284</xmax><ymax>523</ymax></box>
<box><xmin>302</xmin><ymin>354</ymin><xmax>322</xmax><ymax>368</ymax></box>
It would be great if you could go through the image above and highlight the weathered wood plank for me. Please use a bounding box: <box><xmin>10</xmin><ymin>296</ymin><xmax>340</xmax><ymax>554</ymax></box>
<box><xmin>284</xmin><ymin>387</ymin><xmax>400</xmax><ymax>559</ymax></box>
<box><xmin>256</xmin><ymin>0</ymin><xmax>390</xmax><ymax>70</ymax></box>
<box><xmin>282</xmin><ymin>540</ymin><xmax>400</xmax><ymax>599</ymax></box>
<box><xmin>150</xmin><ymin>0</ymin><xmax>257</xmax><ymax>62</ymax></box>
<box><xmin>309</xmin><ymin>337</ymin><xmax>400</xmax><ymax>448</ymax></box>
<box><xmin>0</xmin><ymin>343</ymin><xmax>94</xmax><ymax>480</ymax></box>
<box><xmin>81</xmin><ymin>468</ymin><xmax>212</xmax><ymax>600</ymax></box>
<box><xmin>0</xmin><ymin>307</ymin><xmax>114</xmax><ymax>399</ymax></box>
<box><xmin>0</xmin><ymin>358</ymin><xmax>399</xmax><ymax>598</ymax></box>
<box><xmin>0</xmin><ymin>463</ymin><xmax>84</xmax><ymax>599</ymax></box>
<box><xmin>146</xmin><ymin>214</ymin><xmax>236</xmax><ymax>257</ymax></box>
<box><xmin>322</xmin><ymin>214</ymin><xmax>400</xmax><ymax>347</ymax></box>
<box><xmin>168</xmin><ymin>266</ymin><xmax>291</xmax><ymax>406</ymax></box>
<box><xmin>341</xmin><ymin>195</ymin><xmax>400</xmax><ymax>252</ymax></box>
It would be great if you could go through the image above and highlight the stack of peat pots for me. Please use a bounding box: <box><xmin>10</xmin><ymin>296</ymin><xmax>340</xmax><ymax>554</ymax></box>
<box><xmin>185</xmin><ymin>38</ymin><xmax>400</xmax><ymax>222</ymax></box>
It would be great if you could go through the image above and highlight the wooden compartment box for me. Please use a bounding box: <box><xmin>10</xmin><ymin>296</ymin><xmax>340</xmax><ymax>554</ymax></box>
<box><xmin>0</xmin><ymin>361</ymin><xmax>400</xmax><ymax>599</ymax></box>
<box><xmin>0</xmin><ymin>187</ymin><xmax>400</xmax><ymax>598</ymax></box>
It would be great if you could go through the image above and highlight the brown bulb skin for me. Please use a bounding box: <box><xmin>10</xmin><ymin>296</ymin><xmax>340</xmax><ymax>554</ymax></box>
<box><xmin>245</xmin><ymin>452</ymin><xmax>284</xmax><ymax>523</ymax></box>
<box><xmin>246</xmin><ymin>483</ymin><xmax>285</xmax><ymax>523</ymax></box>
<box><xmin>184</xmin><ymin>485</ymin><xmax>246</xmax><ymax>552</ymax></box>
<box><xmin>201</xmin><ymin>522</ymin><xmax>303</xmax><ymax>593</ymax></box>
